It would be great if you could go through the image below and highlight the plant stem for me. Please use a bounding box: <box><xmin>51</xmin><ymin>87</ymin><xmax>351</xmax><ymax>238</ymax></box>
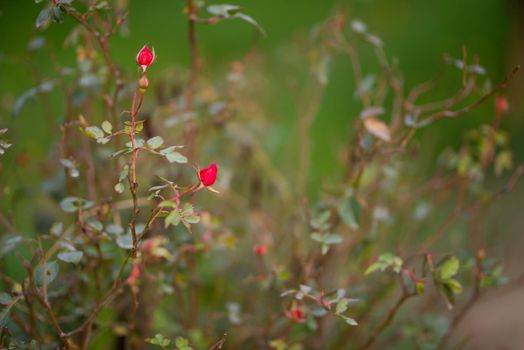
<box><xmin>129</xmin><ymin>85</ymin><xmax>145</xmax><ymax>249</ymax></box>
<box><xmin>358</xmin><ymin>292</ymin><xmax>413</xmax><ymax>350</ymax></box>
<box><xmin>185</xmin><ymin>0</ymin><xmax>199</xmax><ymax>157</ymax></box>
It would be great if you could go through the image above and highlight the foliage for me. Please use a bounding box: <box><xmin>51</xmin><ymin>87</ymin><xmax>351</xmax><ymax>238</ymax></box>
<box><xmin>0</xmin><ymin>1</ymin><xmax>521</xmax><ymax>349</ymax></box>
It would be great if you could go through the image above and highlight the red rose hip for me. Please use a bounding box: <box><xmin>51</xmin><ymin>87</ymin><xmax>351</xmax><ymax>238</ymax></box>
<box><xmin>199</xmin><ymin>163</ymin><xmax>218</xmax><ymax>187</ymax></box>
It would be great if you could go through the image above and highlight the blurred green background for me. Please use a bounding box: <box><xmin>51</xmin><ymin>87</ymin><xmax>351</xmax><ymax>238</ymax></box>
<box><xmin>0</xmin><ymin>0</ymin><xmax>520</xmax><ymax>190</ymax></box>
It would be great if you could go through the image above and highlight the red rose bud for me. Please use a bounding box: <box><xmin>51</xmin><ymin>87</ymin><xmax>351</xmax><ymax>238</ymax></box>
<box><xmin>199</xmin><ymin>163</ymin><xmax>218</xmax><ymax>187</ymax></box>
<box><xmin>136</xmin><ymin>45</ymin><xmax>155</xmax><ymax>71</ymax></box>
<box><xmin>138</xmin><ymin>75</ymin><xmax>149</xmax><ymax>93</ymax></box>
<box><xmin>495</xmin><ymin>96</ymin><xmax>509</xmax><ymax>114</ymax></box>
<box><xmin>254</xmin><ymin>244</ymin><xmax>267</xmax><ymax>257</ymax></box>
<box><xmin>286</xmin><ymin>308</ymin><xmax>305</xmax><ymax>323</ymax></box>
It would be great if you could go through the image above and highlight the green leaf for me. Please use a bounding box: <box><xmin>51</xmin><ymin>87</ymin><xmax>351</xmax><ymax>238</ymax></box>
<box><xmin>207</xmin><ymin>5</ymin><xmax>266</xmax><ymax>36</ymax></box>
<box><xmin>175</xmin><ymin>336</ymin><xmax>191</xmax><ymax>350</ymax></box>
<box><xmin>323</xmin><ymin>234</ymin><xmax>343</xmax><ymax>245</ymax></box>
<box><xmin>339</xmin><ymin>314</ymin><xmax>358</xmax><ymax>326</ymax></box>
<box><xmin>364</xmin><ymin>262</ymin><xmax>384</xmax><ymax>275</ymax></box>
<box><xmin>165</xmin><ymin>151</ymin><xmax>188</xmax><ymax>164</ymax></box>
<box><xmin>440</xmin><ymin>256</ymin><xmax>460</xmax><ymax>280</ymax></box>
<box><xmin>114</xmin><ymin>182</ymin><xmax>125</xmax><ymax>194</ymax></box>
<box><xmin>158</xmin><ymin>200</ymin><xmax>177</xmax><ymax>208</ymax></box>
<box><xmin>184</xmin><ymin>214</ymin><xmax>200</xmax><ymax>224</ymax></box>
<box><xmin>233</xmin><ymin>13</ymin><xmax>266</xmax><ymax>36</ymax></box>
<box><xmin>0</xmin><ymin>292</ymin><xmax>12</xmax><ymax>305</ymax></box>
<box><xmin>181</xmin><ymin>203</ymin><xmax>194</xmax><ymax>216</ymax></box>
<box><xmin>60</xmin><ymin>197</ymin><xmax>93</xmax><ymax>213</ymax></box>
<box><xmin>147</xmin><ymin>136</ymin><xmax>164</xmax><ymax>150</ymax></box>
<box><xmin>89</xmin><ymin>1</ymin><xmax>111</xmax><ymax>10</ymax></box>
<box><xmin>310</xmin><ymin>232</ymin><xmax>323</xmax><ymax>243</ymax></box>
<box><xmin>101</xmin><ymin>120</ymin><xmax>113</xmax><ymax>134</ymax></box>
<box><xmin>165</xmin><ymin>211</ymin><xmax>181</xmax><ymax>228</ymax></box>
<box><xmin>87</xmin><ymin>219</ymin><xmax>103</xmax><ymax>231</ymax></box>
<box><xmin>0</xmin><ymin>235</ymin><xmax>22</xmax><ymax>258</ymax></box>
<box><xmin>58</xmin><ymin>251</ymin><xmax>83</xmax><ymax>264</ymax></box>
<box><xmin>299</xmin><ymin>284</ymin><xmax>312</xmax><ymax>294</ymax></box>
<box><xmin>119</xmin><ymin>165</ymin><xmax>129</xmax><ymax>182</ymax></box>
<box><xmin>336</xmin><ymin>298</ymin><xmax>349</xmax><ymax>314</ymax></box>
<box><xmin>446</xmin><ymin>279</ymin><xmax>463</xmax><ymax>294</ymax></box>
<box><xmin>207</xmin><ymin>4</ymin><xmax>241</xmax><ymax>16</ymax></box>
<box><xmin>106</xmin><ymin>224</ymin><xmax>124</xmax><ymax>235</ymax></box>
<box><xmin>116</xmin><ymin>233</ymin><xmax>133</xmax><ymax>250</ymax></box>
<box><xmin>35</xmin><ymin>261</ymin><xmax>59</xmax><ymax>288</ymax></box>
<box><xmin>51</xmin><ymin>5</ymin><xmax>64</xmax><ymax>23</ymax></box>
<box><xmin>146</xmin><ymin>333</ymin><xmax>171</xmax><ymax>347</ymax></box>
<box><xmin>338</xmin><ymin>195</ymin><xmax>360</xmax><ymax>229</ymax></box>
<box><xmin>344</xmin><ymin>317</ymin><xmax>358</xmax><ymax>326</ymax></box>
<box><xmin>416</xmin><ymin>282</ymin><xmax>425</xmax><ymax>295</ymax></box>
<box><xmin>36</xmin><ymin>7</ymin><xmax>52</xmax><ymax>29</ymax></box>
<box><xmin>84</xmin><ymin>126</ymin><xmax>105</xmax><ymax>139</ymax></box>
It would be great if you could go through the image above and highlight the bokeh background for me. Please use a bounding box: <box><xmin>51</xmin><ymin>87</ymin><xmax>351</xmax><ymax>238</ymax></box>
<box><xmin>1</xmin><ymin>0</ymin><xmax>524</xmax><ymax>348</ymax></box>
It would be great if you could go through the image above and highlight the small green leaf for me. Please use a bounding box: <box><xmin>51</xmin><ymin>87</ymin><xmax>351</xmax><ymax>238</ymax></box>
<box><xmin>165</xmin><ymin>151</ymin><xmax>188</xmax><ymax>164</ymax></box>
<box><xmin>84</xmin><ymin>126</ymin><xmax>105</xmax><ymax>139</ymax></box>
<box><xmin>364</xmin><ymin>262</ymin><xmax>383</xmax><ymax>275</ymax></box>
<box><xmin>116</xmin><ymin>233</ymin><xmax>133</xmax><ymax>250</ymax></box>
<box><xmin>165</xmin><ymin>211</ymin><xmax>181</xmax><ymax>228</ymax></box>
<box><xmin>175</xmin><ymin>336</ymin><xmax>191</xmax><ymax>350</ymax></box>
<box><xmin>51</xmin><ymin>5</ymin><xmax>64</xmax><ymax>23</ymax></box>
<box><xmin>416</xmin><ymin>282</ymin><xmax>425</xmax><ymax>295</ymax></box>
<box><xmin>114</xmin><ymin>182</ymin><xmax>125</xmax><ymax>193</ymax></box>
<box><xmin>207</xmin><ymin>4</ymin><xmax>241</xmax><ymax>16</ymax></box>
<box><xmin>106</xmin><ymin>224</ymin><xmax>124</xmax><ymax>235</ymax></box>
<box><xmin>101</xmin><ymin>120</ymin><xmax>113</xmax><ymax>134</ymax></box>
<box><xmin>60</xmin><ymin>197</ymin><xmax>93</xmax><ymax>213</ymax></box>
<box><xmin>147</xmin><ymin>136</ymin><xmax>164</xmax><ymax>150</ymax></box>
<box><xmin>310</xmin><ymin>232</ymin><xmax>323</xmax><ymax>243</ymax></box>
<box><xmin>446</xmin><ymin>279</ymin><xmax>463</xmax><ymax>294</ymax></box>
<box><xmin>36</xmin><ymin>7</ymin><xmax>52</xmax><ymax>29</ymax></box>
<box><xmin>440</xmin><ymin>256</ymin><xmax>460</xmax><ymax>280</ymax></box>
<box><xmin>58</xmin><ymin>251</ymin><xmax>83</xmax><ymax>264</ymax></box>
<box><xmin>336</xmin><ymin>298</ymin><xmax>349</xmax><ymax>314</ymax></box>
<box><xmin>87</xmin><ymin>219</ymin><xmax>103</xmax><ymax>231</ymax></box>
<box><xmin>0</xmin><ymin>235</ymin><xmax>22</xmax><ymax>258</ymax></box>
<box><xmin>35</xmin><ymin>261</ymin><xmax>59</xmax><ymax>288</ymax></box>
<box><xmin>338</xmin><ymin>195</ymin><xmax>360</xmax><ymax>230</ymax></box>
<box><xmin>119</xmin><ymin>165</ymin><xmax>129</xmax><ymax>182</ymax></box>
<box><xmin>184</xmin><ymin>214</ymin><xmax>200</xmax><ymax>224</ymax></box>
<box><xmin>0</xmin><ymin>292</ymin><xmax>12</xmax><ymax>305</ymax></box>
<box><xmin>146</xmin><ymin>333</ymin><xmax>171</xmax><ymax>347</ymax></box>
<box><xmin>158</xmin><ymin>200</ymin><xmax>177</xmax><ymax>208</ymax></box>
<box><xmin>323</xmin><ymin>234</ymin><xmax>343</xmax><ymax>245</ymax></box>
<box><xmin>338</xmin><ymin>315</ymin><xmax>358</xmax><ymax>326</ymax></box>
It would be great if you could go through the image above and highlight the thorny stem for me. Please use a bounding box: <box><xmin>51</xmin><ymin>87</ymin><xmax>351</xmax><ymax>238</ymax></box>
<box><xmin>424</xmin><ymin>66</ymin><xmax>519</xmax><ymax>123</ymax></box>
<box><xmin>64</xmin><ymin>7</ymin><xmax>125</xmax><ymax>128</ymax></box>
<box><xmin>185</xmin><ymin>0</ymin><xmax>199</xmax><ymax>156</ymax></box>
<box><xmin>420</xmin><ymin>163</ymin><xmax>524</xmax><ymax>250</ymax></box>
<box><xmin>358</xmin><ymin>290</ymin><xmax>414</xmax><ymax>350</ymax></box>
<box><xmin>129</xmin><ymin>83</ymin><xmax>145</xmax><ymax>249</ymax></box>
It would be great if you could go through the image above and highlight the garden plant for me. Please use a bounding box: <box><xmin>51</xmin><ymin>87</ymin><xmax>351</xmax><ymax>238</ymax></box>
<box><xmin>0</xmin><ymin>1</ymin><xmax>522</xmax><ymax>349</ymax></box>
